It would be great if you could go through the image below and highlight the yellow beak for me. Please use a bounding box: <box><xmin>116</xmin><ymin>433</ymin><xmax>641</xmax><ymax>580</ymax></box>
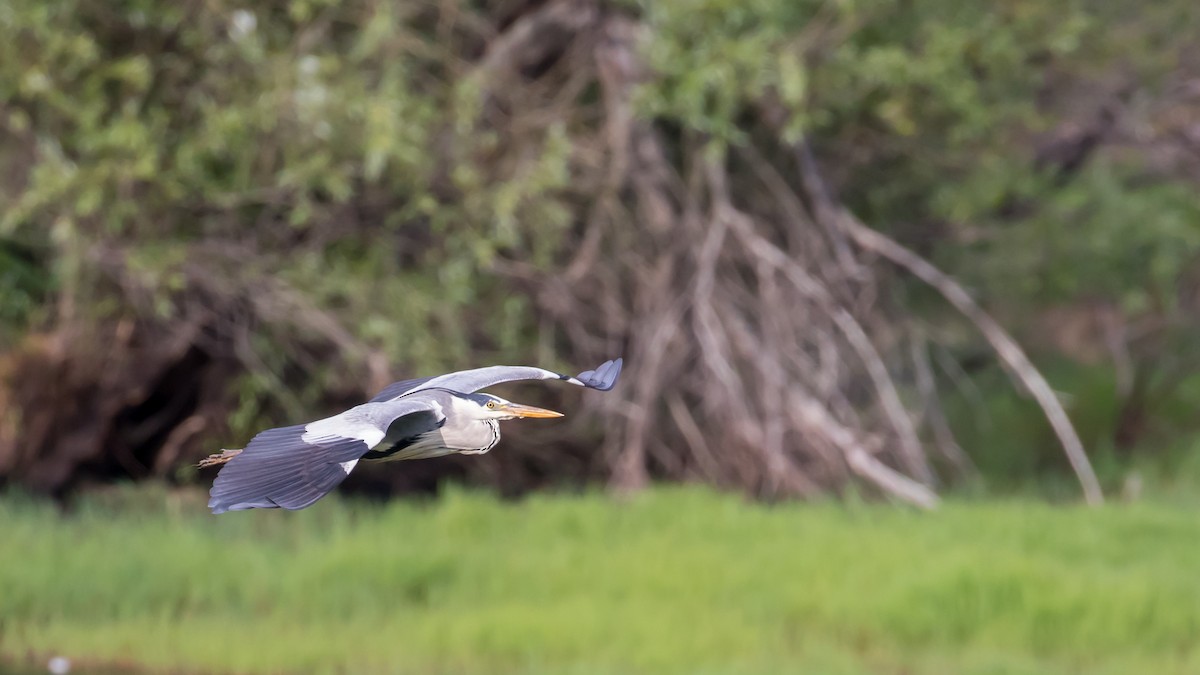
<box><xmin>504</xmin><ymin>402</ymin><xmax>565</xmax><ymax>419</ymax></box>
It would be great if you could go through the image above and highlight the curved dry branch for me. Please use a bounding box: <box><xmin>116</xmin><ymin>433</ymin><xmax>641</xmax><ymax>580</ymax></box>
<box><xmin>722</xmin><ymin>209</ymin><xmax>935</xmax><ymax>487</ymax></box>
<box><xmin>910</xmin><ymin>337</ymin><xmax>977</xmax><ymax>479</ymax></box>
<box><xmin>842</xmin><ymin>216</ymin><xmax>1104</xmax><ymax>505</ymax></box>
<box><xmin>792</xmin><ymin>390</ymin><xmax>940</xmax><ymax>509</ymax></box>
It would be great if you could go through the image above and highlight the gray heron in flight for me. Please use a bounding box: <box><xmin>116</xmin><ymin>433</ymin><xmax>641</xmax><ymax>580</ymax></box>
<box><xmin>204</xmin><ymin>358</ymin><xmax>622</xmax><ymax>514</ymax></box>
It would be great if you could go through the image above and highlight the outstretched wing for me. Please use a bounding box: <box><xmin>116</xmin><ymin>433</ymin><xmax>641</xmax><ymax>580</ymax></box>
<box><xmin>370</xmin><ymin>357</ymin><xmax>623</xmax><ymax>403</ymax></box>
<box><xmin>208</xmin><ymin>395</ymin><xmax>446</xmax><ymax>514</ymax></box>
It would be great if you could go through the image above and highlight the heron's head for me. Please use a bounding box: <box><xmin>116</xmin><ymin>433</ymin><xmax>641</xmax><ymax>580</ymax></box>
<box><xmin>465</xmin><ymin>393</ymin><xmax>564</xmax><ymax>421</ymax></box>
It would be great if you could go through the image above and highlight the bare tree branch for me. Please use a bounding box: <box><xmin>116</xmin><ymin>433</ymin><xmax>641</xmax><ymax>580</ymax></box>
<box><xmin>793</xmin><ymin>391</ymin><xmax>940</xmax><ymax>510</ymax></box>
<box><xmin>841</xmin><ymin>216</ymin><xmax>1104</xmax><ymax>505</ymax></box>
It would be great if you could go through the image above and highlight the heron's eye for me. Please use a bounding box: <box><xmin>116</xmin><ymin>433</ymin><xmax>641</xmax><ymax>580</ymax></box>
<box><xmin>486</xmin><ymin>401</ymin><xmax>497</xmax><ymax>409</ymax></box>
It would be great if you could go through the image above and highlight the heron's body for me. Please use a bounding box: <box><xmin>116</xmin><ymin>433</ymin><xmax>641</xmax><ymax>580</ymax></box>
<box><xmin>362</xmin><ymin>390</ymin><xmax>500</xmax><ymax>462</ymax></box>
<box><xmin>205</xmin><ymin>359</ymin><xmax>622</xmax><ymax>514</ymax></box>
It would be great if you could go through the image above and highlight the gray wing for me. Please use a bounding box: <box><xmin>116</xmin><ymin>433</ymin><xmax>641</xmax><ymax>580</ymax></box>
<box><xmin>370</xmin><ymin>357</ymin><xmax>623</xmax><ymax>403</ymax></box>
<box><xmin>208</xmin><ymin>395</ymin><xmax>447</xmax><ymax>514</ymax></box>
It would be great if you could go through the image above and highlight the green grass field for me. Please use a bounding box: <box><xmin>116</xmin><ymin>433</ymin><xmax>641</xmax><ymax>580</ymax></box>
<box><xmin>2</xmin><ymin>486</ymin><xmax>1198</xmax><ymax>674</ymax></box>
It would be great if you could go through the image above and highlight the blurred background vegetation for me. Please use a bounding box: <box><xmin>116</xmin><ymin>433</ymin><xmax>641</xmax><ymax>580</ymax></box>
<box><xmin>3</xmin><ymin>0</ymin><xmax>1199</xmax><ymax>501</ymax></box>
<box><xmin>2</xmin><ymin>0</ymin><xmax>1200</xmax><ymax>671</ymax></box>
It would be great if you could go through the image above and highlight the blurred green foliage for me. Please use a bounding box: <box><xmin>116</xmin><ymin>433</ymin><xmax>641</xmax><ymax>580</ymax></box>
<box><xmin>4</xmin><ymin>486</ymin><xmax>1200</xmax><ymax>674</ymax></box>
<box><xmin>0</xmin><ymin>0</ymin><xmax>1198</xmax><ymax>469</ymax></box>
<box><xmin>946</xmin><ymin>357</ymin><xmax>1200</xmax><ymax>496</ymax></box>
<box><xmin>638</xmin><ymin>0</ymin><xmax>1200</xmax><ymax>476</ymax></box>
<box><xmin>0</xmin><ymin>0</ymin><xmax>572</xmax><ymax>352</ymax></box>
<box><xmin>0</xmin><ymin>0</ymin><xmax>583</xmax><ymax>436</ymax></box>
<box><xmin>640</xmin><ymin>0</ymin><xmax>1198</xmax><ymax>314</ymax></box>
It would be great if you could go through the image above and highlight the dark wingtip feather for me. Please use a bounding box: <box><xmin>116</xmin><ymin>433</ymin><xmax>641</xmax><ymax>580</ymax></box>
<box><xmin>575</xmin><ymin>357</ymin><xmax>623</xmax><ymax>391</ymax></box>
